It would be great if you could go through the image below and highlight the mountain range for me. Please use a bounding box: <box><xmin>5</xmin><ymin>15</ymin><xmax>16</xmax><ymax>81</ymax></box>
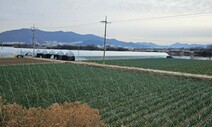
<box><xmin>0</xmin><ymin>28</ymin><xmax>209</xmax><ymax>49</ymax></box>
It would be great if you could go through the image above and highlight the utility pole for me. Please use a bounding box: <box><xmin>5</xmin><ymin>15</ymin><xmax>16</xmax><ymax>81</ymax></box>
<box><xmin>100</xmin><ymin>16</ymin><xmax>111</xmax><ymax>64</ymax></box>
<box><xmin>31</xmin><ymin>25</ymin><xmax>36</xmax><ymax>58</ymax></box>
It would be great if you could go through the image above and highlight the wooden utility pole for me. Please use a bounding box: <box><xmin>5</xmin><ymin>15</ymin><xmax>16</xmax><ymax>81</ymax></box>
<box><xmin>100</xmin><ymin>16</ymin><xmax>111</xmax><ymax>64</ymax></box>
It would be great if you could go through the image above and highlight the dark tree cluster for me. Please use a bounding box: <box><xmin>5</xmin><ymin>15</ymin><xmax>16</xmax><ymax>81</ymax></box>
<box><xmin>47</xmin><ymin>45</ymin><xmax>129</xmax><ymax>51</ymax></box>
<box><xmin>191</xmin><ymin>45</ymin><xmax>212</xmax><ymax>57</ymax></box>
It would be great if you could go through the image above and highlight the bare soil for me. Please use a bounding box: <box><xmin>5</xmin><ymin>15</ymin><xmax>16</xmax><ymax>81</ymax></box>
<box><xmin>0</xmin><ymin>58</ymin><xmax>59</xmax><ymax>66</ymax></box>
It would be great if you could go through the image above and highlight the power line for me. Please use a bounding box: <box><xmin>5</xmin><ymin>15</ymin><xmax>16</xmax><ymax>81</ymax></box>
<box><xmin>27</xmin><ymin>11</ymin><xmax>212</xmax><ymax>30</ymax></box>
<box><xmin>111</xmin><ymin>11</ymin><xmax>212</xmax><ymax>23</ymax></box>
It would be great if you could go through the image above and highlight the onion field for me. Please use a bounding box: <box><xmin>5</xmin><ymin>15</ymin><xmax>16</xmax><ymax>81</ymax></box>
<box><xmin>92</xmin><ymin>58</ymin><xmax>212</xmax><ymax>75</ymax></box>
<box><xmin>0</xmin><ymin>63</ymin><xmax>211</xmax><ymax>127</ymax></box>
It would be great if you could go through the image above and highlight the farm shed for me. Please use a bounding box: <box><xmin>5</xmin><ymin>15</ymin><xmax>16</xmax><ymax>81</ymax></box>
<box><xmin>49</xmin><ymin>50</ymin><xmax>56</xmax><ymax>59</ymax></box>
<box><xmin>15</xmin><ymin>50</ymin><xmax>25</xmax><ymax>58</ymax></box>
<box><xmin>22</xmin><ymin>51</ymin><xmax>32</xmax><ymax>57</ymax></box>
<box><xmin>54</xmin><ymin>51</ymin><xmax>64</xmax><ymax>60</ymax></box>
<box><xmin>56</xmin><ymin>51</ymin><xmax>65</xmax><ymax>60</ymax></box>
<box><xmin>36</xmin><ymin>50</ymin><xmax>42</xmax><ymax>58</ymax></box>
<box><xmin>34</xmin><ymin>49</ymin><xmax>75</xmax><ymax>61</ymax></box>
<box><xmin>42</xmin><ymin>50</ymin><xmax>51</xmax><ymax>58</ymax></box>
<box><xmin>66</xmin><ymin>51</ymin><xmax>75</xmax><ymax>61</ymax></box>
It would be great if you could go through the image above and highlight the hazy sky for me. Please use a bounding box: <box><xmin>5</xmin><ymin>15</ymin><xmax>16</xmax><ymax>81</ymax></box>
<box><xmin>1</xmin><ymin>0</ymin><xmax>212</xmax><ymax>45</ymax></box>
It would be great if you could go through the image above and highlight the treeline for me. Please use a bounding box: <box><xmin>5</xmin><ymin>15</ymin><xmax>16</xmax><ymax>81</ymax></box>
<box><xmin>2</xmin><ymin>44</ymin><xmax>129</xmax><ymax>51</ymax></box>
<box><xmin>191</xmin><ymin>45</ymin><xmax>212</xmax><ymax>57</ymax></box>
<box><xmin>1</xmin><ymin>44</ymin><xmax>34</xmax><ymax>48</ymax></box>
<box><xmin>47</xmin><ymin>45</ymin><xmax>129</xmax><ymax>51</ymax></box>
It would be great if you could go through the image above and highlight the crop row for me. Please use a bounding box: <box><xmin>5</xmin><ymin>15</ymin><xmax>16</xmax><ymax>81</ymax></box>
<box><xmin>0</xmin><ymin>63</ymin><xmax>211</xmax><ymax>127</ymax></box>
<box><xmin>92</xmin><ymin>58</ymin><xmax>212</xmax><ymax>75</ymax></box>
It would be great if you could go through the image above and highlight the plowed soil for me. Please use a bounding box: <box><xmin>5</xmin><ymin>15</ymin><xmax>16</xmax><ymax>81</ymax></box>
<box><xmin>0</xmin><ymin>58</ymin><xmax>57</xmax><ymax>66</ymax></box>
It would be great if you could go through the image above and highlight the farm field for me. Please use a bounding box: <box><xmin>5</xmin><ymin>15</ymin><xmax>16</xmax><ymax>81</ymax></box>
<box><xmin>0</xmin><ymin>62</ymin><xmax>211</xmax><ymax>127</ymax></box>
<box><xmin>0</xmin><ymin>58</ymin><xmax>55</xmax><ymax>65</ymax></box>
<box><xmin>92</xmin><ymin>58</ymin><xmax>212</xmax><ymax>75</ymax></box>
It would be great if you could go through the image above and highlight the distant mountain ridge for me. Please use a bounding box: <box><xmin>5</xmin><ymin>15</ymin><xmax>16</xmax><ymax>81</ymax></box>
<box><xmin>1</xmin><ymin>28</ymin><xmax>209</xmax><ymax>48</ymax></box>
<box><xmin>169</xmin><ymin>42</ymin><xmax>207</xmax><ymax>49</ymax></box>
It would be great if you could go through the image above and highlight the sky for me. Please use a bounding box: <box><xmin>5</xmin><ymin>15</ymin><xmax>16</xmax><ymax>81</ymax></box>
<box><xmin>0</xmin><ymin>0</ymin><xmax>212</xmax><ymax>45</ymax></box>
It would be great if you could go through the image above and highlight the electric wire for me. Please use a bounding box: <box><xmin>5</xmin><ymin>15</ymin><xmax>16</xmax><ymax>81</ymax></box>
<box><xmin>35</xmin><ymin>11</ymin><xmax>212</xmax><ymax>29</ymax></box>
<box><xmin>111</xmin><ymin>11</ymin><xmax>212</xmax><ymax>23</ymax></box>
